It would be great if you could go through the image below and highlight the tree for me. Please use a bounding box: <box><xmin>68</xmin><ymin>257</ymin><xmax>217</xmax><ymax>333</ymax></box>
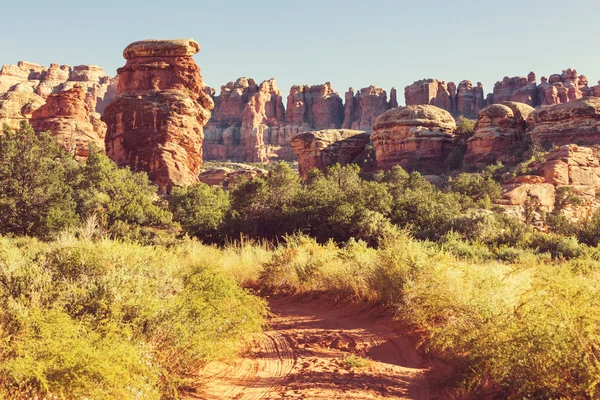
<box><xmin>70</xmin><ymin>145</ymin><xmax>172</xmax><ymax>230</ymax></box>
<box><xmin>0</xmin><ymin>122</ymin><xmax>77</xmax><ymax>237</ymax></box>
<box><xmin>225</xmin><ymin>162</ymin><xmax>302</xmax><ymax>240</ymax></box>
<box><xmin>170</xmin><ymin>183</ymin><xmax>230</xmax><ymax>243</ymax></box>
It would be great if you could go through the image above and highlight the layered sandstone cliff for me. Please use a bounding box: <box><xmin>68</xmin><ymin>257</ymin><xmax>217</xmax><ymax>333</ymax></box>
<box><xmin>203</xmin><ymin>81</ymin><xmax>396</xmax><ymax>162</ymax></box>
<box><xmin>526</xmin><ymin>97</ymin><xmax>600</xmax><ymax>147</ymax></box>
<box><xmin>371</xmin><ymin>105</ymin><xmax>457</xmax><ymax>173</ymax></box>
<box><xmin>102</xmin><ymin>39</ymin><xmax>214</xmax><ymax>192</ymax></box>
<box><xmin>30</xmin><ymin>85</ymin><xmax>106</xmax><ymax>159</ymax></box>
<box><xmin>404</xmin><ymin>79</ymin><xmax>484</xmax><ymax>118</ymax></box>
<box><xmin>342</xmin><ymin>86</ymin><xmax>394</xmax><ymax>132</ymax></box>
<box><xmin>291</xmin><ymin>129</ymin><xmax>371</xmax><ymax>178</ymax></box>
<box><xmin>0</xmin><ymin>61</ymin><xmax>117</xmax><ymax>127</ymax></box>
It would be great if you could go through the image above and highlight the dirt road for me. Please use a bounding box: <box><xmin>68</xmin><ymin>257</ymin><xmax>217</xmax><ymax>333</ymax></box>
<box><xmin>196</xmin><ymin>297</ymin><xmax>430</xmax><ymax>399</ymax></box>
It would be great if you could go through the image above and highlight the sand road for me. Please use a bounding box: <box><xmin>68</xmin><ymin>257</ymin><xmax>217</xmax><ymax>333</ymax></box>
<box><xmin>195</xmin><ymin>297</ymin><xmax>430</xmax><ymax>400</ymax></box>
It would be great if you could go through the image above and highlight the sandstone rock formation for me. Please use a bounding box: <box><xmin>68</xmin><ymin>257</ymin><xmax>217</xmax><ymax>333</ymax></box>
<box><xmin>404</xmin><ymin>79</ymin><xmax>484</xmax><ymax>118</ymax></box>
<box><xmin>404</xmin><ymin>79</ymin><xmax>452</xmax><ymax>113</ymax></box>
<box><xmin>285</xmin><ymin>83</ymin><xmax>344</xmax><ymax>130</ymax></box>
<box><xmin>526</xmin><ymin>97</ymin><xmax>600</xmax><ymax>147</ymax></box>
<box><xmin>203</xmin><ymin>77</ymin><xmax>290</xmax><ymax>162</ymax></box>
<box><xmin>290</xmin><ymin>129</ymin><xmax>371</xmax><ymax>178</ymax></box>
<box><xmin>0</xmin><ymin>61</ymin><xmax>117</xmax><ymax>115</ymax></box>
<box><xmin>497</xmin><ymin>145</ymin><xmax>600</xmax><ymax>221</ymax></box>
<box><xmin>531</xmin><ymin>145</ymin><xmax>600</xmax><ymax>187</ymax></box>
<box><xmin>465</xmin><ymin>101</ymin><xmax>535</xmax><ymax>168</ymax></box>
<box><xmin>30</xmin><ymin>85</ymin><xmax>106</xmax><ymax>159</ymax></box>
<box><xmin>371</xmin><ymin>105</ymin><xmax>456</xmax><ymax>173</ymax></box>
<box><xmin>0</xmin><ymin>89</ymin><xmax>45</xmax><ymax>129</ymax></box>
<box><xmin>102</xmin><ymin>39</ymin><xmax>214</xmax><ymax>192</ymax></box>
<box><xmin>198</xmin><ymin>164</ymin><xmax>267</xmax><ymax>186</ymax></box>
<box><xmin>204</xmin><ymin>81</ymin><xmax>347</xmax><ymax>162</ymax></box>
<box><xmin>342</xmin><ymin>86</ymin><xmax>391</xmax><ymax>132</ymax></box>
<box><xmin>493</xmin><ymin>73</ymin><xmax>537</xmax><ymax>106</ymax></box>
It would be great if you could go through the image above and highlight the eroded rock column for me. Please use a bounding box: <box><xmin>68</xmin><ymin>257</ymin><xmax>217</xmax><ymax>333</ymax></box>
<box><xmin>102</xmin><ymin>39</ymin><xmax>214</xmax><ymax>192</ymax></box>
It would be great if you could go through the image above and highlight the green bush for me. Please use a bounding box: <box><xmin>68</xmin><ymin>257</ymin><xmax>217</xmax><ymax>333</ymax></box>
<box><xmin>0</xmin><ymin>237</ymin><xmax>266</xmax><ymax>399</ymax></box>
<box><xmin>170</xmin><ymin>183</ymin><xmax>230</xmax><ymax>243</ymax></box>
<box><xmin>0</xmin><ymin>122</ymin><xmax>77</xmax><ymax>238</ymax></box>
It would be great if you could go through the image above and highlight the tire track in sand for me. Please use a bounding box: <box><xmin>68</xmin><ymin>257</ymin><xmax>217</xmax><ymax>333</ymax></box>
<box><xmin>195</xmin><ymin>298</ymin><xmax>430</xmax><ymax>399</ymax></box>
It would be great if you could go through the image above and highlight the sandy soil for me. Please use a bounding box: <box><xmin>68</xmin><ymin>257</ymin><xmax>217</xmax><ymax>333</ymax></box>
<box><xmin>194</xmin><ymin>297</ymin><xmax>430</xmax><ymax>399</ymax></box>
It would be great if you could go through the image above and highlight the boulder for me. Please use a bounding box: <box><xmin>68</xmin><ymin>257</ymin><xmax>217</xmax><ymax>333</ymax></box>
<box><xmin>290</xmin><ymin>129</ymin><xmax>370</xmax><ymax>178</ymax></box>
<box><xmin>30</xmin><ymin>85</ymin><xmax>105</xmax><ymax>159</ymax></box>
<box><xmin>465</xmin><ymin>101</ymin><xmax>534</xmax><ymax>167</ymax></box>
<box><xmin>102</xmin><ymin>39</ymin><xmax>214</xmax><ymax>192</ymax></box>
<box><xmin>370</xmin><ymin>105</ymin><xmax>456</xmax><ymax>173</ymax></box>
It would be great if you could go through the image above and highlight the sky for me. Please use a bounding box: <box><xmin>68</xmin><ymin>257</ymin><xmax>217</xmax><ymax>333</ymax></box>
<box><xmin>2</xmin><ymin>0</ymin><xmax>600</xmax><ymax>103</ymax></box>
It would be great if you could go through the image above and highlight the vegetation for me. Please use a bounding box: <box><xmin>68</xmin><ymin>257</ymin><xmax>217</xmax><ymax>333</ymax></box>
<box><xmin>2</xmin><ymin>122</ymin><xmax>600</xmax><ymax>398</ymax></box>
<box><xmin>0</xmin><ymin>236</ymin><xmax>265</xmax><ymax>399</ymax></box>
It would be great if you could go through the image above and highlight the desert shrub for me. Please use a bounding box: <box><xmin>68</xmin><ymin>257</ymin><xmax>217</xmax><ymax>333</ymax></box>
<box><xmin>527</xmin><ymin>231</ymin><xmax>587</xmax><ymax>260</ymax></box>
<box><xmin>576</xmin><ymin>209</ymin><xmax>600</xmax><ymax>247</ymax></box>
<box><xmin>226</xmin><ymin>162</ymin><xmax>302</xmax><ymax>240</ymax></box>
<box><xmin>455</xmin><ymin>116</ymin><xmax>476</xmax><ymax>137</ymax></box>
<box><xmin>0</xmin><ymin>122</ymin><xmax>77</xmax><ymax>238</ymax></box>
<box><xmin>170</xmin><ymin>183</ymin><xmax>230</xmax><ymax>243</ymax></box>
<box><xmin>0</xmin><ymin>237</ymin><xmax>266</xmax><ymax>399</ymax></box>
<box><xmin>71</xmin><ymin>146</ymin><xmax>172</xmax><ymax>232</ymax></box>
<box><xmin>438</xmin><ymin>231</ymin><xmax>495</xmax><ymax>261</ymax></box>
<box><xmin>297</xmin><ymin>164</ymin><xmax>392</xmax><ymax>245</ymax></box>
<box><xmin>397</xmin><ymin>246</ymin><xmax>600</xmax><ymax>398</ymax></box>
<box><xmin>447</xmin><ymin>172</ymin><xmax>502</xmax><ymax>208</ymax></box>
<box><xmin>377</xmin><ymin>168</ymin><xmax>463</xmax><ymax>240</ymax></box>
<box><xmin>369</xmin><ymin>231</ymin><xmax>434</xmax><ymax>306</ymax></box>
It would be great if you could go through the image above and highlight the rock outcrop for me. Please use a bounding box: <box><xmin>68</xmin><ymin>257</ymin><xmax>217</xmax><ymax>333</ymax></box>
<box><xmin>30</xmin><ymin>85</ymin><xmax>106</xmax><ymax>159</ymax></box>
<box><xmin>102</xmin><ymin>39</ymin><xmax>214</xmax><ymax>192</ymax></box>
<box><xmin>0</xmin><ymin>89</ymin><xmax>45</xmax><ymax>129</ymax></box>
<box><xmin>492</xmin><ymin>72</ymin><xmax>537</xmax><ymax>106</ymax></box>
<box><xmin>404</xmin><ymin>79</ymin><xmax>452</xmax><ymax>113</ymax></box>
<box><xmin>204</xmin><ymin>81</ymin><xmax>347</xmax><ymax>162</ymax></box>
<box><xmin>531</xmin><ymin>145</ymin><xmax>600</xmax><ymax>188</ymax></box>
<box><xmin>526</xmin><ymin>97</ymin><xmax>600</xmax><ymax>147</ymax></box>
<box><xmin>198</xmin><ymin>164</ymin><xmax>267</xmax><ymax>186</ymax></box>
<box><xmin>342</xmin><ymin>86</ymin><xmax>391</xmax><ymax>132</ymax></box>
<box><xmin>404</xmin><ymin>79</ymin><xmax>484</xmax><ymax>118</ymax></box>
<box><xmin>203</xmin><ymin>77</ymin><xmax>290</xmax><ymax>162</ymax></box>
<box><xmin>497</xmin><ymin>145</ymin><xmax>600</xmax><ymax>221</ymax></box>
<box><xmin>0</xmin><ymin>61</ymin><xmax>117</xmax><ymax>115</ymax></box>
<box><xmin>465</xmin><ymin>102</ymin><xmax>535</xmax><ymax>168</ymax></box>
<box><xmin>291</xmin><ymin>129</ymin><xmax>371</xmax><ymax>178</ymax></box>
<box><xmin>371</xmin><ymin>105</ymin><xmax>456</xmax><ymax>173</ymax></box>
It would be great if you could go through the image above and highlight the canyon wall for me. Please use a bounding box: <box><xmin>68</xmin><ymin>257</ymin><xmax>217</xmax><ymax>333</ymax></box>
<box><xmin>203</xmin><ymin>81</ymin><xmax>396</xmax><ymax>162</ymax></box>
<box><xmin>404</xmin><ymin>68</ymin><xmax>600</xmax><ymax>120</ymax></box>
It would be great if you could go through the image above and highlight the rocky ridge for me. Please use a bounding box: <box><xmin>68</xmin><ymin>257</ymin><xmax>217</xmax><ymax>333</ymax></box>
<box><xmin>0</xmin><ymin>61</ymin><xmax>117</xmax><ymax>128</ymax></box>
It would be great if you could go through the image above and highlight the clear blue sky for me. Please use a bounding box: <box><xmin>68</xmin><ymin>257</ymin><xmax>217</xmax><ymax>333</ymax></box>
<box><xmin>2</xmin><ymin>0</ymin><xmax>599</xmax><ymax>103</ymax></box>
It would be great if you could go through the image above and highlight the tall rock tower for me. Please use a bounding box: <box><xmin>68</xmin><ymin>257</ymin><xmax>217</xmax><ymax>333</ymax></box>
<box><xmin>102</xmin><ymin>39</ymin><xmax>214</xmax><ymax>192</ymax></box>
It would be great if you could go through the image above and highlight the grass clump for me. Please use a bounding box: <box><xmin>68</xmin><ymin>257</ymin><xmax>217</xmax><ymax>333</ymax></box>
<box><xmin>340</xmin><ymin>354</ymin><xmax>370</xmax><ymax>369</ymax></box>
